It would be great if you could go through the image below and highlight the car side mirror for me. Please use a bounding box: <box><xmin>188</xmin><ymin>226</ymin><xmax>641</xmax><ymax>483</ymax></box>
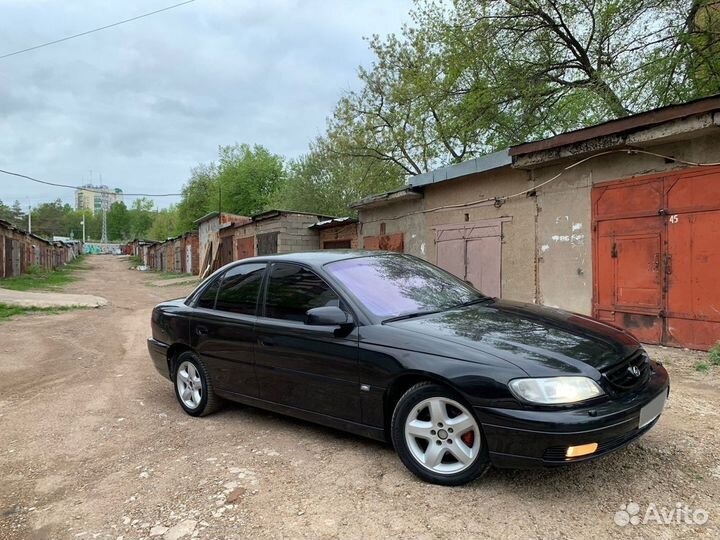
<box><xmin>305</xmin><ymin>306</ymin><xmax>353</xmax><ymax>328</ymax></box>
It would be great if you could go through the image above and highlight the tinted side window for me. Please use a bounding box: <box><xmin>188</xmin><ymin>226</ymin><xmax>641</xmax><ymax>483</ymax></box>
<box><xmin>215</xmin><ymin>263</ymin><xmax>266</xmax><ymax>315</ymax></box>
<box><xmin>264</xmin><ymin>263</ymin><xmax>338</xmax><ymax>322</ymax></box>
<box><xmin>196</xmin><ymin>277</ymin><xmax>221</xmax><ymax>309</ymax></box>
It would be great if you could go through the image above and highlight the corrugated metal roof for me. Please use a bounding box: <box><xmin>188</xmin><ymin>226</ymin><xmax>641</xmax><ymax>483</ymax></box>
<box><xmin>309</xmin><ymin>217</ymin><xmax>358</xmax><ymax>229</ymax></box>
<box><xmin>251</xmin><ymin>209</ymin><xmax>337</xmax><ymax>221</ymax></box>
<box><xmin>510</xmin><ymin>94</ymin><xmax>720</xmax><ymax>156</ymax></box>
<box><xmin>409</xmin><ymin>149</ymin><xmax>511</xmax><ymax>187</ymax></box>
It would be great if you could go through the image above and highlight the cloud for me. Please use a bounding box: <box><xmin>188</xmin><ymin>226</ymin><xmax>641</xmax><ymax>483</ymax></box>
<box><xmin>0</xmin><ymin>0</ymin><xmax>412</xmax><ymax>208</ymax></box>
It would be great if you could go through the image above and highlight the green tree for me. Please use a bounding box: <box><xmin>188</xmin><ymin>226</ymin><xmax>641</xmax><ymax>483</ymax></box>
<box><xmin>176</xmin><ymin>163</ymin><xmax>219</xmax><ymax>232</ymax></box>
<box><xmin>147</xmin><ymin>206</ymin><xmax>181</xmax><ymax>241</ymax></box>
<box><xmin>0</xmin><ymin>200</ymin><xmax>27</xmax><ymax>229</ymax></box>
<box><xmin>328</xmin><ymin>0</ymin><xmax>720</xmax><ymax>175</ymax></box>
<box><xmin>31</xmin><ymin>199</ymin><xmax>67</xmax><ymax>238</ymax></box>
<box><xmin>128</xmin><ymin>197</ymin><xmax>155</xmax><ymax>239</ymax></box>
<box><xmin>107</xmin><ymin>201</ymin><xmax>130</xmax><ymax>241</ymax></box>
<box><xmin>270</xmin><ymin>138</ymin><xmax>405</xmax><ymax>216</ymax></box>
<box><xmin>216</xmin><ymin>143</ymin><xmax>285</xmax><ymax>216</ymax></box>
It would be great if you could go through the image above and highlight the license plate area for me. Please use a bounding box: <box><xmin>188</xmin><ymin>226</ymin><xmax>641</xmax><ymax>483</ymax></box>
<box><xmin>638</xmin><ymin>391</ymin><xmax>666</xmax><ymax>428</ymax></box>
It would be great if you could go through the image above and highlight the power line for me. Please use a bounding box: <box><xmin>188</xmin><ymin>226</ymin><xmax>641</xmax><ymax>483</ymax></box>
<box><xmin>0</xmin><ymin>0</ymin><xmax>197</xmax><ymax>61</ymax></box>
<box><xmin>0</xmin><ymin>168</ymin><xmax>182</xmax><ymax>197</ymax></box>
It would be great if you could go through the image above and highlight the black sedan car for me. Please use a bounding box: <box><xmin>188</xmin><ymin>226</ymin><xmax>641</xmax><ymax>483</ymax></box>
<box><xmin>148</xmin><ymin>251</ymin><xmax>669</xmax><ymax>485</ymax></box>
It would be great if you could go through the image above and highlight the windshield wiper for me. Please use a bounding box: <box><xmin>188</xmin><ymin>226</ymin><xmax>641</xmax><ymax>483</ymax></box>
<box><xmin>452</xmin><ymin>296</ymin><xmax>494</xmax><ymax>309</ymax></box>
<box><xmin>382</xmin><ymin>309</ymin><xmax>445</xmax><ymax>324</ymax></box>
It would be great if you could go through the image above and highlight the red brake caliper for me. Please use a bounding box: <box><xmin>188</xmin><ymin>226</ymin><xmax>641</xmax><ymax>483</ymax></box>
<box><xmin>460</xmin><ymin>431</ymin><xmax>475</xmax><ymax>447</ymax></box>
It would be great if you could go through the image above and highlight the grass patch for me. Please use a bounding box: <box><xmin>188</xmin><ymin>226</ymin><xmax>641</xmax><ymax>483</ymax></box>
<box><xmin>148</xmin><ymin>271</ymin><xmax>194</xmax><ymax>280</ymax></box>
<box><xmin>0</xmin><ymin>303</ymin><xmax>83</xmax><ymax>321</ymax></box>
<box><xmin>695</xmin><ymin>361</ymin><xmax>710</xmax><ymax>373</ymax></box>
<box><xmin>129</xmin><ymin>255</ymin><xmax>143</xmax><ymax>266</ymax></box>
<box><xmin>709</xmin><ymin>342</ymin><xmax>720</xmax><ymax>367</ymax></box>
<box><xmin>0</xmin><ymin>256</ymin><xmax>89</xmax><ymax>291</ymax></box>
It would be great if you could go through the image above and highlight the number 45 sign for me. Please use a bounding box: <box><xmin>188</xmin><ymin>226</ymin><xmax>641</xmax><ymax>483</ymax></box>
<box><xmin>669</xmin><ymin>214</ymin><xmax>679</xmax><ymax>224</ymax></box>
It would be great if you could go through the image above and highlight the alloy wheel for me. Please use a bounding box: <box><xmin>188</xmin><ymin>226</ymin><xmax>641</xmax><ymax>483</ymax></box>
<box><xmin>404</xmin><ymin>396</ymin><xmax>481</xmax><ymax>475</ymax></box>
<box><xmin>176</xmin><ymin>360</ymin><xmax>202</xmax><ymax>410</ymax></box>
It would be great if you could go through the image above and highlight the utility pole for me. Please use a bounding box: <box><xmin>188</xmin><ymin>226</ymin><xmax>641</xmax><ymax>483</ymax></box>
<box><xmin>81</xmin><ymin>213</ymin><xmax>86</xmax><ymax>243</ymax></box>
<box><xmin>101</xmin><ymin>200</ymin><xmax>108</xmax><ymax>244</ymax></box>
<box><xmin>27</xmin><ymin>204</ymin><xmax>31</xmax><ymax>233</ymax></box>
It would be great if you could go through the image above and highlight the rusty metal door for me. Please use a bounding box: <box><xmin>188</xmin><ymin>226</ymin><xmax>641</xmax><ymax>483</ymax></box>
<box><xmin>236</xmin><ymin>236</ymin><xmax>254</xmax><ymax>259</ymax></box>
<box><xmin>257</xmin><ymin>232</ymin><xmax>278</xmax><ymax>256</ymax></box>
<box><xmin>220</xmin><ymin>236</ymin><xmax>234</xmax><ymax>266</ymax></box>
<box><xmin>11</xmin><ymin>240</ymin><xmax>20</xmax><ymax>276</ymax></box>
<box><xmin>363</xmin><ymin>233</ymin><xmax>404</xmax><ymax>252</ymax></box>
<box><xmin>322</xmin><ymin>239</ymin><xmax>352</xmax><ymax>249</ymax></box>
<box><xmin>592</xmin><ymin>166</ymin><xmax>720</xmax><ymax>350</ymax></box>
<box><xmin>174</xmin><ymin>248</ymin><xmax>182</xmax><ymax>273</ymax></box>
<box><xmin>4</xmin><ymin>237</ymin><xmax>11</xmax><ymax>277</ymax></box>
<box><xmin>664</xmin><ymin>169</ymin><xmax>720</xmax><ymax>349</ymax></box>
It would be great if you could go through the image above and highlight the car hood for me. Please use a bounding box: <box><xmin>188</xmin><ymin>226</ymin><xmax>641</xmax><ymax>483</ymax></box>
<box><xmin>384</xmin><ymin>299</ymin><xmax>640</xmax><ymax>377</ymax></box>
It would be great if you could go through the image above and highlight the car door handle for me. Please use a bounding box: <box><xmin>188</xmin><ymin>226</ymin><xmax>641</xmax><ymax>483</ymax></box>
<box><xmin>195</xmin><ymin>325</ymin><xmax>209</xmax><ymax>336</ymax></box>
<box><xmin>258</xmin><ymin>337</ymin><xmax>275</xmax><ymax>347</ymax></box>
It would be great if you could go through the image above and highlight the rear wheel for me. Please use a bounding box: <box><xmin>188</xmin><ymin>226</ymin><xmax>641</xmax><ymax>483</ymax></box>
<box><xmin>173</xmin><ymin>351</ymin><xmax>221</xmax><ymax>417</ymax></box>
<box><xmin>391</xmin><ymin>382</ymin><xmax>490</xmax><ymax>485</ymax></box>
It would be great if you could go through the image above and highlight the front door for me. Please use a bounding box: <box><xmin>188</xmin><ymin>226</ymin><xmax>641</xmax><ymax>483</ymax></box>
<box><xmin>190</xmin><ymin>263</ymin><xmax>266</xmax><ymax>396</ymax></box>
<box><xmin>254</xmin><ymin>262</ymin><xmax>360</xmax><ymax>422</ymax></box>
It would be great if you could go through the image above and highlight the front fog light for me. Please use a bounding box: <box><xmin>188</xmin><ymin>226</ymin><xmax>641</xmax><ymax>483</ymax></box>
<box><xmin>566</xmin><ymin>442</ymin><xmax>598</xmax><ymax>458</ymax></box>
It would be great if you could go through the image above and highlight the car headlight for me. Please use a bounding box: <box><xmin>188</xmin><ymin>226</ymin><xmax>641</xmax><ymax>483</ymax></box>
<box><xmin>509</xmin><ymin>377</ymin><xmax>604</xmax><ymax>405</ymax></box>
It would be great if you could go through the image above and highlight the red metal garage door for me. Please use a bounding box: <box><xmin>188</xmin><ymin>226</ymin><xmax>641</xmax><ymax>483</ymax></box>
<box><xmin>592</xmin><ymin>166</ymin><xmax>720</xmax><ymax>350</ymax></box>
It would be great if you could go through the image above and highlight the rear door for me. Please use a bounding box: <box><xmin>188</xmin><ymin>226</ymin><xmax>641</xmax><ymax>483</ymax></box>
<box><xmin>190</xmin><ymin>263</ymin><xmax>266</xmax><ymax>397</ymax></box>
<box><xmin>254</xmin><ymin>262</ymin><xmax>360</xmax><ymax>421</ymax></box>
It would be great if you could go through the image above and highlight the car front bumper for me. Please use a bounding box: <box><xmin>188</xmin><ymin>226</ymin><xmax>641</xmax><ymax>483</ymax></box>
<box><xmin>147</xmin><ymin>338</ymin><xmax>171</xmax><ymax>381</ymax></box>
<box><xmin>474</xmin><ymin>363</ymin><xmax>670</xmax><ymax>469</ymax></box>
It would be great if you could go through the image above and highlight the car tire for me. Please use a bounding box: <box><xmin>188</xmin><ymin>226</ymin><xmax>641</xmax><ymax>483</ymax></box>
<box><xmin>173</xmin><ymin>351</ymin><xmax>222</xmax><ymax>417</ymax></box>
<box><xmin>391</xmin><ymin>382</ymin><xmax>490</xmax><ymax>485</ymax></box>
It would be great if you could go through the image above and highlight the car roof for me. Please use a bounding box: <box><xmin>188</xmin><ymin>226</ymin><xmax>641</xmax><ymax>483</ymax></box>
<box><xmin>229</xmin><ymin>249</ymin><xmax>399</xmax><ymax>269</ymax></box>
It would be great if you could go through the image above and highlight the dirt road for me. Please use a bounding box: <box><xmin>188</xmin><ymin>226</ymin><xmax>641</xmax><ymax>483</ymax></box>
<box><xmin>1</xmin><ymin>256</ymin><xmax>718</xmax><ymax>539</ymax></box>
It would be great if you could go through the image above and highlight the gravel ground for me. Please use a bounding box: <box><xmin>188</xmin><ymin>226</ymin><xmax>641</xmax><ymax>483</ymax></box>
<box><xmin>1</xmin><ymin>255</ymin><xmax>718</xmax><ymax>540</ymax></box>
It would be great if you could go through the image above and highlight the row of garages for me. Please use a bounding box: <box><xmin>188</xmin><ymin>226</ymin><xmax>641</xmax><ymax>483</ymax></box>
<box><xmin>127</xmin><ymin>96</ymin><xmax>720</xmax><ymax>351</ymax></box>
<box><xmin>0</xmin><ymin>219</ymin><xmax>83</xmax><ymax>279</ymax></box>
<box><xmin>126</xmin><ymin>210</ymin><xmax>360</xmax><ymax>278</ymax></box>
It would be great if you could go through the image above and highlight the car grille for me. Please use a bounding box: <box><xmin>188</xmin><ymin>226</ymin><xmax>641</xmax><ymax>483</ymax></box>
<box><xmin>602</xmin><ymin>349</ymin><xmax>651</xmax><ymax>391</ymax></box>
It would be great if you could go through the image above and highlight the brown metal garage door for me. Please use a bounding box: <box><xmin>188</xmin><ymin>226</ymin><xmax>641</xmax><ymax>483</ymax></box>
<box><xmin>592</xmin><ymin>166</ymin><xmax>720</xmax><ymax>350</ymax></box>
<box><xmin>236</xmin><ymin>236</ymin><xmax>254</xmax><ymax>259</ymax></box>
<box><xmin>363</xmin><ymin>233</ymin><xmax>404</xmax><ymax>252</ymax></box>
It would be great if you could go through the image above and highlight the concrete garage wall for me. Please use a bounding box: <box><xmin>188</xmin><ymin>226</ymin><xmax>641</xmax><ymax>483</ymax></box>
<box><xmin>530</xmin><ymin>130</ymin><xmax>720</xmax><ymax>315</ymax></box>
<box><xmin>358</xmin><ymin>197</ymin><xmax>425</xmax><ymax>256</ymax></box>
<box><xmin>533</xmin><ymin>170</ymin><xmax>593</xmax><ymax>313</ymax></box>
<box><xmin>422</xmin><ymin>167</ymin><xmax>536</xmax><ymax>304</ymax></box>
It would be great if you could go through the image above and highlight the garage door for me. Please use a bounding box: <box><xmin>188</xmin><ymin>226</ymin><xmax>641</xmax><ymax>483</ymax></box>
<box><xmin>236</xmin><ymin>236</ymin><xmax>254</xmax><ymax>259</ymax></box>
<box><xmin>592</xmin><ymin>166</ymin><xmax>720</xmax><ymax>350</ymax></box>
<box><xmin>434</xmin><ymin>218</ymin><xmax>508</xmax><ymax>298</ymax></box>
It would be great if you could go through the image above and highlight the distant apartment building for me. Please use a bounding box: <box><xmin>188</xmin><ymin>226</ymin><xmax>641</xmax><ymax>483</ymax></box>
<box><xmin>75</xmin><ymin>185</ymin><xmax>124</xmax><ymax>214</ymax></box>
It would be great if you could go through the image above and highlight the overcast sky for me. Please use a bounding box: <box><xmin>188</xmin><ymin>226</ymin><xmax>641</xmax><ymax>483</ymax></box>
<box><xmin>0</xmin><ymin>0</ymin><xmax>413</xmax><ymax>210</ymax></box>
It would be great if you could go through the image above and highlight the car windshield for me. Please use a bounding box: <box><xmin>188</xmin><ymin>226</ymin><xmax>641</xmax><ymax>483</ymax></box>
<box><xmin>325</xmin><ymin>254</ymin><xmax>486</xmax><ymax>320</ymax></box>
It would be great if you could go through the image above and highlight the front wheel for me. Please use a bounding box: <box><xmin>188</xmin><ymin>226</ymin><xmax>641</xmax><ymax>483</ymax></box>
<box><xmin>173</xmin><ymin>351</ymin><xmax>222</xmax><ymax>417</ymax></box>
<box><xmin>391</xmin><ymin>382</ymin><xmax>490</xmax><ymax>485</ymax></box>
